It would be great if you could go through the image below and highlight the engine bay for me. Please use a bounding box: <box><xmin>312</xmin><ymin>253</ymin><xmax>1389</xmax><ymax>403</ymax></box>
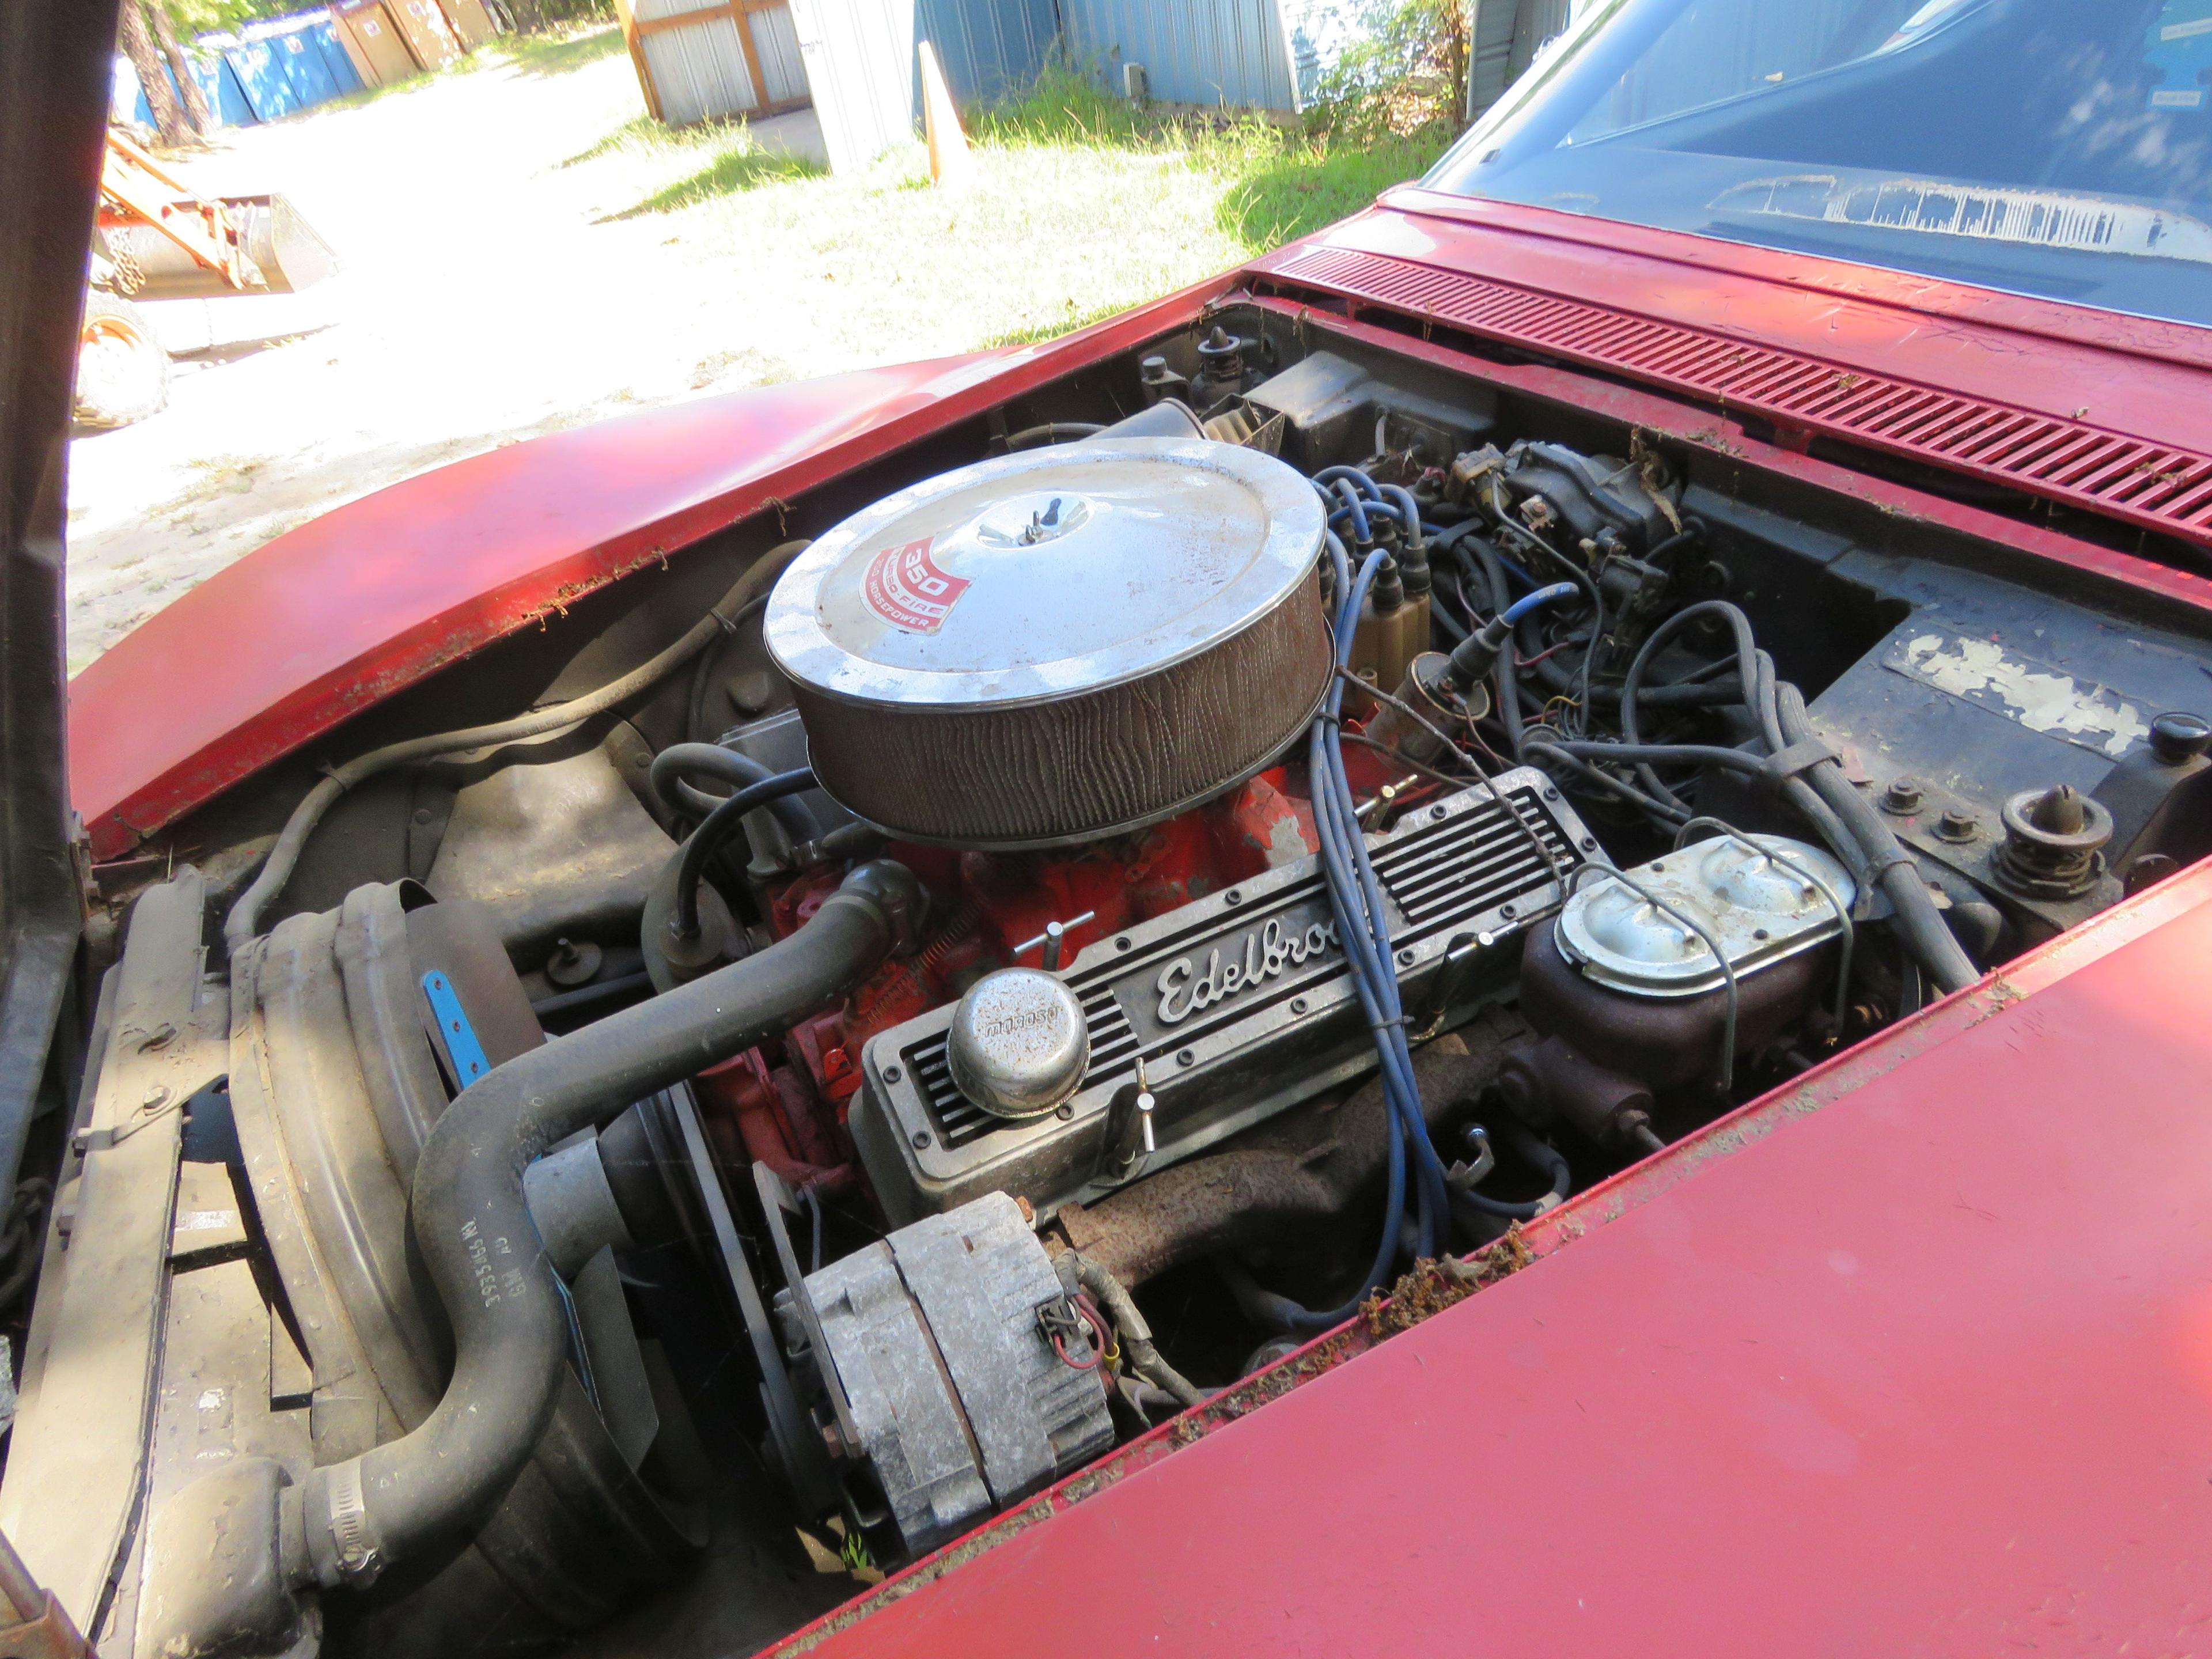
<box><xmin>15</xmin><ymin>308</ymin><xmax>2212</xmax><ymax>1658</ymax></box>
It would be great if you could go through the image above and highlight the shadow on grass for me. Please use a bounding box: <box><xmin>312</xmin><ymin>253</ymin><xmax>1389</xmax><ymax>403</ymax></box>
<box><xmin>597</xmin><ymin>147</ymin><xmax>824</xmax><ymax>219</ymax></box>
<box><xmin>507</xmin><ymin>22</ymin><xmax>626</xmax><ymax>77</ymax></box>
<box><xmin>560</xmin><ymin>114</ymin><xmax>657</xmax><ymax>167</ymax></box>
<box><xmin>1213</xmin><ymin>129</ymin><xmax>1450</xmax><ymax>252</ymax></box>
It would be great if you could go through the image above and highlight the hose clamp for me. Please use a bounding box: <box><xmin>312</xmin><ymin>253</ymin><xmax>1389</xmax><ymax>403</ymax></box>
<box><xmin>325</xmin><ymin>1458</ymin><xmax>385</xmax><ymax>1587</ymax></box>
<box><xmin>839</xmin><ymin>861</ymin><xmax>926</xmax><ymax>956</ymax></box>
<box><xmin>1762</xmin><ymin>737</ymin><xmax>1838</xmax><ymax>785</ymax></box>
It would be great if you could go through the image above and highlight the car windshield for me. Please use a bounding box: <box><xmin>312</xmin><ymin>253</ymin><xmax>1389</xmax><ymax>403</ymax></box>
<box><xmin>1423</xmin><ymin>0</ymin><xmax>2212</xmax><ymax>328</ymax></box>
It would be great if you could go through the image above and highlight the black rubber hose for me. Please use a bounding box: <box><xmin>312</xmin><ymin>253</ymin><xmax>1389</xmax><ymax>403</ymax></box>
<box><xmin>1531</xmin><ymin>737</ymin><xmax>1774</xmax><ymax>777</ymax></box>
<box><xmin>225</xmin><ymin>570</ymin><xmax>772</xmax><ymax>952</ymax></box>
<box><xmin>1611</xmin><ymin>601</ymin><xmax>1860</xmax><ymax>858</ymax></box>
<box><xmin>673</xmin><ymin>768</ymin><xmax>816</xmax><ymax>940</ymax></box>
<box><xmin>649</xmin><ymin>742</ymin><xmax>819</xmax><ymax>839</ymax></box>
<box><xmin>294</xmin><ymin>861</ymin><xmax>921</xmax><ymax>1590</ymax></box>
<box><xmin>685</xmin><ymin>540</ymin><xmax>812</xmax><ymax>742</ymax></box>
<box><xmin>1773</xmin><ymin>679</ymin><xmax>1979</xmax><ymax>995</ymax></box>
<box><xmin>1005</xmin><ymin>422</ymin><xmax>1106</xmax><ymax>450</ymax></box>
<box><xmin>1518</xmin><ymin>738</ymin><xmax>1691</xmax><ymax>822</ymax></box>
<box><xmin>1619</xmin><ymin>601</ymin><xmax>1777</xmax><ymax>810</ymax></box>
<box><xmin>1604</xmin><ymin>677</ymin><xmax>1743</xmax><ymax>710</ymax></box>
<box><xmin>1431</xmin><ymin>596</ymin><xmax>1469</xmax><ymax>645</ymax></box>
<box><xmin>684</xmin><ymin>592</ymin><xmax>768</xmax><ymax>742</ymax></box>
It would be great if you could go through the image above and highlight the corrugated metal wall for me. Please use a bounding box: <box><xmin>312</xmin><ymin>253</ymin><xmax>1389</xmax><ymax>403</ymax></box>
<box><xmin>922</xmin><ymin>0</ymin><xmax>1058</xmax><ymax>105</ymax></box>
<box><xmin>1061</xmin><ymin>0</ymin><xmax>1300</xmax><ymax>112</ymax></box>
<box><xmin>751</xmin><ymin>3</ymin><xmax>810</xmax><ymax>99</ymax></box>
<box><xmin>788</xmin><ymin>0</ymin><xmax>1058</xmax><ymax>171</ymax></box>
<box><xmin>627</xmin><ymin>0</ymin><xmax>805</xmax><ymax>126</ymax></box>
<box><xmin>1467</xmin><ymin>0</ymin><xmax>1574</xmax><ymax>118</ymax></box>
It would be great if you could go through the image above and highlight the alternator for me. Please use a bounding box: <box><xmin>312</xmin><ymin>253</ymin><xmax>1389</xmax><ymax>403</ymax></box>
<box><xmin>772</xmin><ymin>1191</ymin><xmax>1114</xmax><ymax>1559</ymax></box>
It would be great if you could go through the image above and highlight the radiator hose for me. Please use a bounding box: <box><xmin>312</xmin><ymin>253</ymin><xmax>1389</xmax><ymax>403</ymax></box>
<box><xmin>283</xmin><ymin>861</ymin><xmax>921</xmax><ymax>1591</ymax></box>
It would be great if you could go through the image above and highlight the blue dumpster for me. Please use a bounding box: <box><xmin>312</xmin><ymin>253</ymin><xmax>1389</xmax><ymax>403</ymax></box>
<box><xmin>256</xmin><ymin>18</ymin><xmax>344</xmax><ymax>106</ymax></box>
<box><xmin>305</xmin><ymin>17</ymin><xmax>367</xmax><ymax>93</ymax></box>
<box><xmin>222</xmin><ymin>34</ymin><xmax>304</xmax><ymax>118</ymax></box>
<box><xmin>124</xmin><ymin>48</ymin><xmax>260</xmax><ymax>129</ymax></box>
<box><xmin>204</xmin><ymin>50</ymin><xmax>260</xmax><ymax>123</ymax></box>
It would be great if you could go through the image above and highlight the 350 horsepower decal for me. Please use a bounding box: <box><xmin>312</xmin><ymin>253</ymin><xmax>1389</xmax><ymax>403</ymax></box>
<box><xmin>862</xmin><ymin>536</ymin><xmax>970</xmax><ymax>633</ymax></box>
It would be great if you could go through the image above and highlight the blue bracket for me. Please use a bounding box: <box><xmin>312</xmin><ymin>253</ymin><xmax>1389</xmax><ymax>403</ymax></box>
<box><xmin>422</xmin><ymin>970</ymin><xmax>490</xmax><ymax>1090</ymax></box>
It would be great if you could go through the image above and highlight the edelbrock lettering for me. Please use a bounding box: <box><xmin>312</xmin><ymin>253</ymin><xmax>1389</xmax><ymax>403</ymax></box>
<box><xmin>1156</xmin><ymin>915</ymin><xmax>1337</xmax><ymax>1026</ymax></box>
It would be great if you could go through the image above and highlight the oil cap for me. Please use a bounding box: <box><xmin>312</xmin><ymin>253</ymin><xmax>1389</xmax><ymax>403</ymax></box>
<box><xmin>945</xmin><ymin>968</ymin><xmax>1090</xmax><ymax>1121</ymax></box>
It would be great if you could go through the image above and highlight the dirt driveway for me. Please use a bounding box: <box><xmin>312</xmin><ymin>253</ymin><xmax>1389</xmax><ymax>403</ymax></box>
<box><xmin>66</xmin><ymin>25</ymin><xmax>1275</xmax><ymax>676</ymax></box>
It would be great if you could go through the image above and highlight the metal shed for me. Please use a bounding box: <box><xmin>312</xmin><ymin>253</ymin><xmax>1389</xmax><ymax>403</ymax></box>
<box><xmin>1061</xmin><ymin>0</ymin><xmax>1300</xmax><ymax>111</ymax></box>
<box><xmin>614</xmin><ymin>0</ymin><xmax>810</xmax><ymax>126</ymax></box>
<box><xmin>785</xmin><ymin>0</ymin><xmax>1056</xmax><ymax>172</ymax></box>
<box><xmin>1467</xmin><ymin>0</ymin><xmax>1573</xmax><ymax>116</ymax></box>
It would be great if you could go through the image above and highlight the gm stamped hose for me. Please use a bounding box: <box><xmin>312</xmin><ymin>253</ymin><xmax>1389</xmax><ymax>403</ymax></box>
<box><xmin>291</xmin><ymin>861</ymin><xmax>922</xmax><ymax>1590</ymax></box>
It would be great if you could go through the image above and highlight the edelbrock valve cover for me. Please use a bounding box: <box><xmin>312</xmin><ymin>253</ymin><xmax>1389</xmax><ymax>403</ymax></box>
<box><xmin>764</xmin><ymin>438</ymin><xmax>1331</xmax><ymax>849</ymax></box>
<box><xmin>850</xmin><ymin>770</ymin><xmax>1597</xmax><ymax>1224</ymax></box>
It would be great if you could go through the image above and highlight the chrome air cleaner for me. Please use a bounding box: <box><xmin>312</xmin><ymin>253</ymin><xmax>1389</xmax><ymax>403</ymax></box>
<box><xmin>764</xmin><ymin>438</ymin><xmax>1330</xmax><ymax>849</ymax></box>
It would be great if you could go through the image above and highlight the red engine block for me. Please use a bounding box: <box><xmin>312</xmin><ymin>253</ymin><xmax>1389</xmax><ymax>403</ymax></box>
<box><xmin>707</xmin><ymin>769</ymin><xmax>1321</xmax><ymax>1196</ymax></box>
<box><xmin>697</xmin><ymin>737</ymin><xmax>1439</xmax><ymax>1200</ymax></box>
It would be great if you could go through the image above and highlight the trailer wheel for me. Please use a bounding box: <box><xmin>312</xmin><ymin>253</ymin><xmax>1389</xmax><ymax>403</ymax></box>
<box><xmin>74</xmin><ymin>292</ymin><xmax>169</xmax><ymax>429</ymax></box>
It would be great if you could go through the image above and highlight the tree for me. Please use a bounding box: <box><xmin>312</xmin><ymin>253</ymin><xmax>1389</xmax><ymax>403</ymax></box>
<box><xmin>146</xmin><ymin>1</ymin><xmax>215</xmax><ymax>137</ymax></box>
<box><xmin>116</xmin><ymin>0</ymin><xmax>197</xmax><ymax>146</ymax></box>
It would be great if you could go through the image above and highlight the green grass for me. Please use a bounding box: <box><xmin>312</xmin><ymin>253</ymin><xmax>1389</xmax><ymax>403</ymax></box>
<box><xmin>502</xmin><ymin>21</ymin><xmax>626</xmax><ymax>77</ymax></box>
<box><xmin>423</xmin><ymin>53</ymin><xmax>1460</xmax><ymax>405</ymax></box>
<box><xmin>546</xmin><ymin>60</ymin><xmax>1450</xmax><ymax>370</ymax></box>
<box><xmin>1215</xmin><ymin>130</ymin><xmax>1450</xmax><ymax>248</ymax></box>
<box><xmin>557</xmin><ymin>112</ymin><xmax>825</xmax><ymax>217</ymax></box>
<box><xmin>972</xmin><ymin>64</ymin><xmax>1455</xmax><ymax>252</ymax></box>
<box><xmin>320</xmin><ymin>19</ymin><xmax>622</xmax><ymax>110</ymax></box>
<box><xmin>616</xmin><ymin>146</ymin><xmax>824</xmax><ymax>214</ymax></box>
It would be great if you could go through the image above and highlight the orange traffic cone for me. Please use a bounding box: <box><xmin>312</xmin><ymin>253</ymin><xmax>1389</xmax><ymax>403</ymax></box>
<box><xmin>919</xmin><ymin>40</ymin><xmax>973</xmax><ymax>190</ymax></box>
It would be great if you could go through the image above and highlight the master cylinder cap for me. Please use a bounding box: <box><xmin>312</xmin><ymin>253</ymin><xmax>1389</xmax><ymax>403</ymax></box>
<box><xmin>1557</xmin><ymin>835</ymin><xmax>1855</xmax><ymax>998</ymax></box>
<box><xmin>945</xmin><ymin>967</ymin><xmax>1090</xmax><ymax>1121</ymax></box>
<box><xmin>765</xmin><ymin>438</ymin><xmax>1330</xmax><ymax>849</ymax></box>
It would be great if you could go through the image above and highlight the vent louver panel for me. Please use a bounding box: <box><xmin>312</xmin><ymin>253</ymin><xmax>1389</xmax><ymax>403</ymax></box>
<box><xmin>1265</xmin><ymin>245</ymin><xmax>2212</xmax><ymax>544</ymax></box>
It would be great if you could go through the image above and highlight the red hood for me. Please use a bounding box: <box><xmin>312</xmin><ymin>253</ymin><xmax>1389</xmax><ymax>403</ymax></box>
<box><xmin>70</xmin><ymin>198</ymin><xmax>2212</xmax><ymax>861</ymax></box>
<box><xmin>65</xmin><ymin>278</ymin><xmax>1230</xmax><ymax>862</ymax></box>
